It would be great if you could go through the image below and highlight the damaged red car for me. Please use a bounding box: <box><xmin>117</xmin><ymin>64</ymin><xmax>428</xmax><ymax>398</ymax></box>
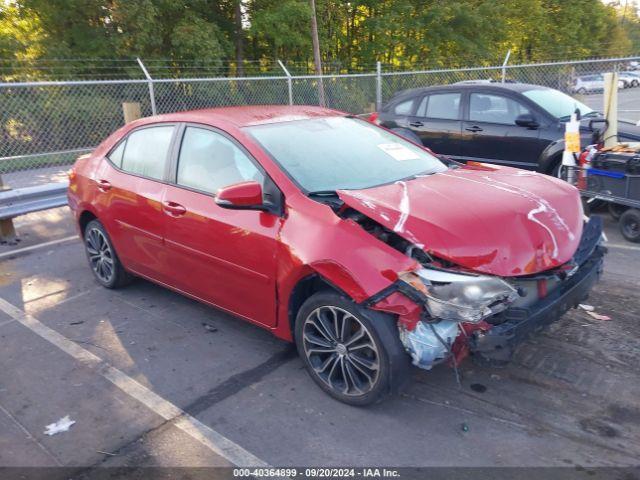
<box><xmin>68</xmin><ymin>106</ymin><xmax>606</xmax><ymax>405</ymax></box>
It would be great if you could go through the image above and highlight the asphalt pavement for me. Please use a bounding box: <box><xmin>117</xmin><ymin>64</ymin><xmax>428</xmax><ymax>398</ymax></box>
<box><xmin>0</xmin><ymin>206</ymin><xmax>638</xmax><ymax>474</ymax></box>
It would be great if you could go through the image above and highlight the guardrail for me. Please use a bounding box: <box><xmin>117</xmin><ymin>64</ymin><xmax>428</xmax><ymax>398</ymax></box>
<box><xmin>0</xmin><ymin>182</ymin><xmax>68</xmax><ymax>220</ymax></box>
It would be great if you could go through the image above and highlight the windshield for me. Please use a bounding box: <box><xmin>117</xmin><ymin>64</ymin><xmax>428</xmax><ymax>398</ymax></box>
<box><xmin>522</xmin><ymin>88</ymin><xmax>595</xmax><ymax>120</ymax></box>
<box><xmin>246</xmin><ymin>117</ymin><xmax>446</xmax><ymax>192</ymax></box>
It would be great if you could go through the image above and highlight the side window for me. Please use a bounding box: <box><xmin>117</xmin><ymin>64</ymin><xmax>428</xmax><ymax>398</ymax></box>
<box><xmin>392</xmin><ymin>99</ymin><xmax>414</xmax><ymax>115</ymax></box>
<box><xmin>177</xmin><ymin>126</ymin><xmax>264</xmax><ymax>194</ymax></box>
<box><xmin>416</xmin><ymin>93</ymin><xmax>461</xmax><ymax>120</ymax></box>
<box><xmin>469</xmin><ymin>93</ymin><xmax>531</xmax><ymax>125</ymax></box>
<box><xmin>120</xmin><ymin>126</ymin><xmax>174</xmax><ymax>180</ymax></box>
<box><xmin>108</xmin><ymin>141</ymin><xmax>125</xmax><ymax>168</ymax></box>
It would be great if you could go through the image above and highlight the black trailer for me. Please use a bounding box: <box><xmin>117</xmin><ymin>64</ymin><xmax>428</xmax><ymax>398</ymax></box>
<box><xmin>569</xmin><ymin>149</ymin><xmax>640</xmax><ymax>242</ymax></box>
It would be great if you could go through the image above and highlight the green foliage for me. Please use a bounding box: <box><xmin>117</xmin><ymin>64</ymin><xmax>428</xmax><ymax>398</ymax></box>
<box><xmin>171</xmin><ymin>12</ymin><xmax>229</xmax><ymax>64</ymax></box>
<box><xmin>0</xmin><ymin>0</ymin><xmax>639</xmax><ymax>76</ymax></box>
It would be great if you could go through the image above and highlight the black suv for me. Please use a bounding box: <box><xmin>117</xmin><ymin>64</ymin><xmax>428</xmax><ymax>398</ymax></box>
<box><xmin>376</xmin><ymin>83</ymin><xmax>640</xmax><ymax>174</ymax></box>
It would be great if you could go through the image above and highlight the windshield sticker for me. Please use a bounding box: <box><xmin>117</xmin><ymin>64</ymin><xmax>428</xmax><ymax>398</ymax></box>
<box><xmin>377</xmin><ymin>143</ymin><xmax>420</xmax><ymax>161</ymax></box>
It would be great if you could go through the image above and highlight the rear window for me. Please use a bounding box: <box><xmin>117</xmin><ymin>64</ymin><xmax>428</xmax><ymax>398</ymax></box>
<box><xmin>120</xmin><ymin>126</ymin><xmax>174</xmax><ymax>180</ymax></box>
<box><xmin>108</xmin><ymin>141</ymin><xmax>125</xmax><ymax>168</ymax></box>
<box><xmin>392</xmin><ymin>99</ymin><xmax>414</xmax><ymax>115</ymax></box>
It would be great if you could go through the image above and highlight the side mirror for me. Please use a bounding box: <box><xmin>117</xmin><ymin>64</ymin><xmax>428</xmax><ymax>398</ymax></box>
<box><xmin>515</xmin><ymin>113</ymin><xmax>539</xmax><ymax>128</ymax></box>
<box><xmin>215</xmin><ymin>181</ymin><xmax>264</xmax><ymax>210</ymax></box>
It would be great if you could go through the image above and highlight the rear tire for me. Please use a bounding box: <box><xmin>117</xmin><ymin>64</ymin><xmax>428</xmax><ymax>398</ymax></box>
<box><xmin>294</xmin><ymin>291</ymin><xmax>411</xmax><ymax>406</ymax></box>
<box><xmin>620</xmin><ymin>209</ymin><xmax>640</xmax><ymax>243</ymax></box>
<box><xmin>84</xmin><ymin>219</ymin><xmax>132</xmax><ymax>288</ymax></box>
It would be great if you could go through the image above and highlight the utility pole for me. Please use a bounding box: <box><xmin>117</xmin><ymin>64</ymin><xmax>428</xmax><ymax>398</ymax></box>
<box><xmin>234</xmin><ymin>0</ymin><xmax>245</xmax><ymax>77</ymax></box>
<box><xmin>309</xmin><ymin>0</ymin><xmax>326</xmax><ymax>106</ymax></box>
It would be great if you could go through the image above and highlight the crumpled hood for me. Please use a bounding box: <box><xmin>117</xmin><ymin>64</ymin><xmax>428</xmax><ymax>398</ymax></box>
<box><xmin>337</xmin><ymin>166</ymin><xmax>584</xmax><ymax>277</ymax></box>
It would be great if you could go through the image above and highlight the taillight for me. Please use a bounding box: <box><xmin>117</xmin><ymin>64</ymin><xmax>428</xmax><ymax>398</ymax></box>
<box><xmin>368</xmin><ymin>112</ymin><xmax>380</xmax><ymax>125</ymax></box>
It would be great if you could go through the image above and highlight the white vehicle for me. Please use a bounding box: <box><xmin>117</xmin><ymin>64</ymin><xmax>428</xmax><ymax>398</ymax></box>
<box><xmin>618</xmin><ymin>72</ymin><xmax>640</xmax><ymax>88</ymax></box>
<box><xmin>572</xmin><ymin>74</ymin><xmax>624</xmax><ymax>94</ymax></box>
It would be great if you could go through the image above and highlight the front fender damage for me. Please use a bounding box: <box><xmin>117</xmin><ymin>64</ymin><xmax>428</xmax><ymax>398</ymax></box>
<box><xmin>363</xmin><ymin>277</ymin><xmax>486</xmax><ymax>370</ymax></box>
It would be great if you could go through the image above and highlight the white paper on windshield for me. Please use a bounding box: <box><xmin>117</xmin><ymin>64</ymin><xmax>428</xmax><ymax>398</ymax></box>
<box><xmin>377</xmin><ymin>143</ymin><xmax>420</xmax><ymax>161</ymax></box>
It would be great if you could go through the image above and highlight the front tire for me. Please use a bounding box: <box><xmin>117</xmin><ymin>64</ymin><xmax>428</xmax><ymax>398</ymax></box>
<box><xmin>294</xmin><ymin>291</ymin><xmax>410</xmax><ymax>406</ymax></box>
<box><xmin>84</xmin><ymin>219</ymin><xmax>132</xmax><ymax>288</ymax></box>
<box><xmin>608</xmin><ymin>202</ymin><xmax>628</xmax><ymax>220</ymax></box>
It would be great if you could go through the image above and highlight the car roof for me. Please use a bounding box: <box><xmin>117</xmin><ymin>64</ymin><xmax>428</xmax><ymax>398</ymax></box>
<box><xmin>390</xmin><ymin>82</ymin><xmax>549</xmax><ymax>102</ymax></box>
<box><xmin>132</xmin><ymin>105</ymin><xmax>345</xmax><ymax>128</ymax></box>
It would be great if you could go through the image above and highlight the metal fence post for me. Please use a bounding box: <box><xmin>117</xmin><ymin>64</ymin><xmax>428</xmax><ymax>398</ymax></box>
<box><xmin>136</xmin><ymin>57</ymin><xmax>157</xmax><ymax>115</ymax></box>
<box><xmin>501</xmin><ymin>49</ymin><xmax>512</xmax><ymax>83</ymax></box>
<box><xmin>376</xmin><ymin>61</ymin><xmax>382</xmax><ymax>111</ymax></box>
<box><xmin>277</xmin><ymin>60</ymin><xmax>293</xmax><ymax>105</ymax></box>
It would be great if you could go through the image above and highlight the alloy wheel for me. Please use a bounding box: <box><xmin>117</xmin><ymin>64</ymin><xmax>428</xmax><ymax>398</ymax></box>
<box><xmin>86</xmin><ymin>227</ymin><xmax>115</xmax><ymax>283</ymax></box>
<box><xmin>302</xmin><ymin>306</ymin><xmax>380</xmax><ymax>396</ymax></box>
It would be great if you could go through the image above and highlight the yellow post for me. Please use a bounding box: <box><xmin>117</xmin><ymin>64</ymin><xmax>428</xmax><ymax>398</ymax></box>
<box><xmin>122</xmin><ymin>102</ymin><xmax>142</xmax><ymax>124</ymax></box>
<box><xmin>603</xmin><ymin>72</ymin><xmax>619</xmax><ymax>148</ymax></box>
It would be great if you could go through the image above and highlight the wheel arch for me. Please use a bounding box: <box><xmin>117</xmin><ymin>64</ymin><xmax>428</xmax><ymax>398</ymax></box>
<box><xmin>539</xmin><ymin>145</ymin><xmax>564</xmax><ymax>174</ymax></box>
<box><xmin>287</xmin><ymin>273</ymin><xmax>349</xmax><ymax>343</ymax></box>
<box><xmin>78</xmin><ymin>209</ymin><xmax>99</xmax><ymax>237</ymax></box>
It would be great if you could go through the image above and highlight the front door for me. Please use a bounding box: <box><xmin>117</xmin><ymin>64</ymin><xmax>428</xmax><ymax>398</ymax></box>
<box><xmin>162</xmin><ymin>125</ymin><xmax>280</xmax><ymax>327</ymax></box>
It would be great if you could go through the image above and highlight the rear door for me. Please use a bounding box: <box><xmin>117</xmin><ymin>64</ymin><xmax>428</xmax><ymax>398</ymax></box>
<box><xmin>161</xmin><ymin>124</ymin><xmax>280</xmax><ymax>327</ymax></box>
<box><xmin>406</xmin><ymin>91</ymin><xmax>463</xmax><ymax>156</ymax></box>
<box><xmin>460</xmin><ymin>91</ymin><xmax>543</xmax><ymax>169</ymax></box>
<box><xmin>94</xmin><ymin>124</ymin><xmax>176</xmax><ymax>281</ymax></box>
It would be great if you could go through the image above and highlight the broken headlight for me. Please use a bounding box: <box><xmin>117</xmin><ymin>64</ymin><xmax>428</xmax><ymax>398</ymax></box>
<box><xmin>401</xmin><ymin>268</ymin><xmax>518</xmax><ymax>324</ymax></box>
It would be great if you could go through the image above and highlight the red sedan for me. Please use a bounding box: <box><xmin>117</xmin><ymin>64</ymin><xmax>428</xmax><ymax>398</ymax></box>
<box><xmin>68</xmin><ymin>106</ymin><xmax>605</xmax><ymax>405</ymax></box>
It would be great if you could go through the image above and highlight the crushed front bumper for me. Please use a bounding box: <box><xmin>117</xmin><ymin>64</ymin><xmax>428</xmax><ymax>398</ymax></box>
<box><xmin>469</xmin><ymin>219</ymin><xmax>606</xmax><ymax>362</ymax></box>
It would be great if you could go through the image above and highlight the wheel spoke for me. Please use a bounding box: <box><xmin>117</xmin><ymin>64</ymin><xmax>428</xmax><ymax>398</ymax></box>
<box><xmin>344</xmin><ymin>327</ymin><xmax>366</xmax><ymax>347</ymax></box>
<box><xmin>349</xmin><ymin>352</ymin><xmax>379</xmax><ymax>372</ymax></box>
<box><xmin>302</xmin><ymin>305</ymin><xmax>380</xmax><ymax>397</ymax></box>
<box><xmin>343</xmin><ymin>358</ymin><xmax>365</xmax><ymax>393</ymax></box>
<box><xmin>314</xmin><ymin>353</ymin><xmax>338</xmax><ymax>374</ymax></box>
<box><xmin>339</xmin><ymin>356</ymin><xmax>350</xmax><ymax>394</ymax></box>
<box><xmin>339</xmin><ymin>313</ymin><xmax>353</xmax><ymax>342</ymax></box>
<box><xmin>345</xmin><ymin>355</ymin><xmax>374</xmax><ymax>385</ymax></box>
<box><xmin>304</xmin><ymin>331</ymin><xmax>334</xmax><ymax>349</ymax></box>
<box><xmin>311</xmin><ymin>310</ymin><xmax>337</xmax><ymax>343</ymax></box>
<box><xmin>326</xmin><ymin>353</ymin><xmax>341</xmax><ymax>390</ymax></box>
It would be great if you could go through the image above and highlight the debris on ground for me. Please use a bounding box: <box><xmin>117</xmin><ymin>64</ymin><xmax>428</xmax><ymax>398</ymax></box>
<box><xmin>578</xmin><ymin>304</ymin><xmax>611</xmax><ymax>321</ymax></box>
<box><xmin>69</xmin><ymin>320</ymin><xmax>84</xmax><ymax>325</ymax></box>
<box><xmin>97</xmin><ymin>450</ymin><xmax>117</xmax><ymax>456</ymax></box>
<box><xmin>44</xmin><ymin>415</ymin><xmax>75</xmax><ymax>436</ymax></box>
<box><xmin>202</xmin><ymin>323</ymin><xmax>218</xmax><ymax>333</ymax></box>
<box><xmin>461</xmin><ymin>422</ymin><xmax>469</xmax><ymax>432</ymax></box>
<box><xmin>586</xmin><ymin>311</ymin><xmax>611</xmax><ymax>321</ymax></box>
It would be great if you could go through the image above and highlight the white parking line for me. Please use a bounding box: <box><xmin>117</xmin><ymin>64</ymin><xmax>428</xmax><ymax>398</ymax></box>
<box><xmin>0</xmin><ymin>236</ymin><xmax>79</xmax><ymax>260</ymax></box>
<box><xmin>604</xmin><ymin>242</ymin><xmax>640</xmax><ymax>252</ymax></box>
<box><xmin>0</xmin><ymin>296</ymin><xmax>269</xmax><ymax>467</ymax></box>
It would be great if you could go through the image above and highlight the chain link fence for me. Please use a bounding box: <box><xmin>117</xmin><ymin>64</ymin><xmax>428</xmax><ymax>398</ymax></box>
<box><xmin>2</xmin><ymin>56</ymin><xmax>640</xmax><ymax>189</ymax></box>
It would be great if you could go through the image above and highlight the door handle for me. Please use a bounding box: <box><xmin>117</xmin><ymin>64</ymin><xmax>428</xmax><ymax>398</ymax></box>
<box><xmin>465</xmin><ymin>125</ymin><xmax>483</xmax><ymax>132</ymax></box>
<box><xmin>96</xmin><ymin>179</ymin><xmax>111</xmax><ymax>191</ymax></box>
<box><xmin>409</xmin><ymin>121</ymin><xmax>424</xmax><ymax>127</ymax></box>
<box><xmin>162</xmin><ymin>201</ymin><xmax>186</xmax><ymax>217</ymax></box>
